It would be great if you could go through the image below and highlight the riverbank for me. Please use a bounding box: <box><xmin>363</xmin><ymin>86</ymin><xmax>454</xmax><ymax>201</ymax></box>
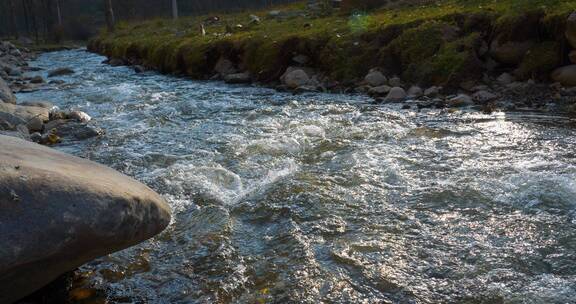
<box><xmin>89</xmin><ymin>0</ymin><xmax>576</xmax><ymax>112</ymax></box>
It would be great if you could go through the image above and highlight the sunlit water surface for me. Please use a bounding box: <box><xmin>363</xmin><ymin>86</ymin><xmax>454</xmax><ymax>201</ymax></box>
<box><xmin>18</xmin><ymin>49</ymin><xmax>576</xmax><ymax>303</ymax></box>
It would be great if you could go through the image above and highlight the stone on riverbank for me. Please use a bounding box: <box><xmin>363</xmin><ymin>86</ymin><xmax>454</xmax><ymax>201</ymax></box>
<box><xmin>0</xmin><ymin>135</ymin><xmax>171</xmax><ymax>303</ymax></box>
<box><xmin>281</xmin><ymin>68</ymin><xmax>310</xmax><ymax>89</ymax></box>
<box><xmin>551</xmin><ymin>65</ymin><xmax>576</xmax><ymax>87</ymax></box>
<box><xmin>0</xmin><ymin>77</ymin><xmax>16</xmax><ymax>104</ymax></box>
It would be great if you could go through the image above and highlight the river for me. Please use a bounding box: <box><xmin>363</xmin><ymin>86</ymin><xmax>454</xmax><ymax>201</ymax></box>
<box><xmin>17</xmin><ymin>49</ymin><xmax>576</xmax><ymax>303</ymax></box>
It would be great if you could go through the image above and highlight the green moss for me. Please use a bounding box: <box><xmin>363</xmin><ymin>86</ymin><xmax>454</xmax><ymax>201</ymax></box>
<box><xmin>516</xmin><ymin>42</ymin><xmax>560</xmax><ymax>80</ymax></box>
<box><xmin>89</xmin><ymin>0</ymin><xmax>576</xmax><ymax>85</ymax></box>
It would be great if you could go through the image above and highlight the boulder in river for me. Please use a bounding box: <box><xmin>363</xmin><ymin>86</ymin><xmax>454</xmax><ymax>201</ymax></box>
<box><xmin>44</xmin><ymin>119</ymin><xmax>103</xmax><ymax>141</ymax></box>
<box><xmin>384</xmin><ymin>87</ymin><xmax>407</xmax><ymax>102</ymax></box>
<box><xmin>47</xmin><ymin>67</ymin><xmax>75</xmax><ymax>77</ymax></box>
<box><xmin>0</xmin><ymin>135</ymin><xmax>171</xmax><ymax>303</ymax></box>
<box><xmin>0</xmin><ymin>77</ymin><xmax>16</xmax><ymax>104</ymax></box>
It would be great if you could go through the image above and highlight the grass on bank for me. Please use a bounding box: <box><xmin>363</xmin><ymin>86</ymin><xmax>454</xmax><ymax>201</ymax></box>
<box><xmin>92</xmin><ymin>0</ymin><xmax>576</xmax><ymax>86</ymax></box>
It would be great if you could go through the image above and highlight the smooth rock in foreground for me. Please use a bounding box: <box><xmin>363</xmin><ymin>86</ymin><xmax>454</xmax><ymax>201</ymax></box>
<box><xmin>0</xmin><ymin>135</ymin><xmax>171</xmax><ymax>303</ymax></box>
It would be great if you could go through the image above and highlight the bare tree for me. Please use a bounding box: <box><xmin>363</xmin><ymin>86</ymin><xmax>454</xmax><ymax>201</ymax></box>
<box><xmin>104</xmin><ymin>0</ymin><xmax>115</xmax><ymax>32</ymax></box>
<box><xmin>55</xmin><ymin>0</ymin><xmax>63</xmax><ymax>26</ymax></box>
<box><xmin>8</xmin><ymin>0</ymin><xmax>18</xmax><ymax>39</ymax></box>
<box><xmin>172</xmin><ymin>0</ymin><xmax>179</xmax><ymax>20</ymax></box>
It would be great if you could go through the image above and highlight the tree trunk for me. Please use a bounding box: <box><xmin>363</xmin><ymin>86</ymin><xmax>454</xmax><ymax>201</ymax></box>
<box><xmin>104</xmin><ymin>0</ymin><xmax>115</xmax><ymax>32</ymax></box>
<box><xmin>28</xmin><ymin>0</ymin><xmax>40</xmax><ymax>44</ymax></box>
<box><xmin>22</xmin><ymin>0</ymin><xmax>31</xmax><ymax>36</ymax></box>
<box><xmin>55</xmin><ymin>0</ymin><xmax>63</xmax><ymax>26</ymax></box>
<box><xmin>171</xmin><ymin>0</ymin><xmax>178</xmax><ymax>20</ymax></box>
<box><xmin>8</xmin><ymin>0</ymin><xmax>18</xmax><ymax>39</ymax></box>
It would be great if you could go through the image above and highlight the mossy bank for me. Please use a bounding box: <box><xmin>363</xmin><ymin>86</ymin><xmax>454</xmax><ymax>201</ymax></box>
<box><xmin>88</xmin><ymin>0</ymin><xmax>576</xmax><ymax>92</ymax></box>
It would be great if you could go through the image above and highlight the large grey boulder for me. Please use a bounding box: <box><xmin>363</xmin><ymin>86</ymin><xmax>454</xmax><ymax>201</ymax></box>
<box><xmin>0</xmin><ymin>77</ymin><xmax>16</xmax><ymax>104</ymax></box>
<box><xmin>0</xmin><ymin>135</ymin><xmax>171</xmax><ymax>303</ymax></box>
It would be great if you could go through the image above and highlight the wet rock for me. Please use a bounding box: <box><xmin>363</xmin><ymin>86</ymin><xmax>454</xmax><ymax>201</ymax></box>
<box><xmin>29</xmin><ymin>76</ymin><xmax>44</xmax><ymax>84</ymax></box>
<box><xmin>368</xmin><ymin>85</ymin><xmax>391</xmax><ymax>97</ymax></box>
<box><xmin>224</xmin><ymin>72</ymin><xmax>251</xmax><ymax>84</ymax></box>
<box><xmin>108</xmin><ymin>58</ymin><xmax>125</xmax><ymax>66</ymax></box>
<box><xmin>424</xmin><ymin>86</ymin><xmax>441</xmax><ymax>97</ymax></box>
<box><xmin>497</xmin><ymin>73</ymin><xmax>515</xmax><ymax>85</ymax></box>
<box><xmin>294</xmin><ymin>85</ymin><xmax>319</xmax><ymax>94</ymax></box>
<box><xmin>384</xmin><ymin>87</ymin><xmax>407</xmax><ymax>102</ymax></box>
<box><xmin>364</xmin><ymin>70</ymin><xmax>387</xmax><ymax>87</ymax></box>
<box><xmin>566</xmin><ymin>12</ymin><xmax>576</xmax><ymax>48</ymax></box>
<box><xmin>388</xmin><ymin>76</ymin><xmax>402</xmax><ymax>87</ymax></box>
<box><xmin>472</xmin><ymin>90</ymin><xmax>498</xmax><ymax>103</ymax></box>
<box><xmin>0</xmin><ymin>135</ymin><xmax>171</xmax><ymax>303</ymax></box>
<box><xmin>489</xmin><ymin>37</ymin><xmax>533</xmax><ymax>65</ymax></box>
<box><xmin>19</xmin><ymin>100</ymin><xmax>55</xmax><ymax>109</ymax></box>
<box><xmin>47</xmin><ymin>67</ymin><xmax>75</xmax><ymax>77</ymax></box>
<box><xmin>27</xmin><ymin>116</ymin><xmax>44</xmax><ymax>133</ymax></box>
<box><xmin>0</xmin><ymin>77</ymin><xmax>16</xmax><ymax>104</ymax></box>
<box><xmin>48</xmin><ymin>79</ymin><xmax>65</xmax><ymax>85</ymax></box>
<box><xmin>0</xmin><ymin>103</ymin><xmax>49</xmax><ymax>123</ymax></box>
<box><xmin>448</xmin><ymin>94</ymin><xmax>474</xmax><ymax>107</ymax></box>
<box><xmin>67</xmin><ymin>111</ymin><xmax>91</xmax><ymax>123</ymax></box>
<box><xmin>44</xmin><ymin>119</ymin><xmax>102</xmax><ymax>141</ymax></box>
<box><xmin>407</xmin><ymin>86</ymin><xmax>423</xmax><ymax>98</ymax></box>
<box><xmin>281</xmin><ymin>68</ymin><xmax>310</xmax><ymax>89</ymax></box>
<box><xmin>551</xmin><ymin>65</ymin><xmax>576</xmax><ymax>87</ymax></box>
<box><xmin>134</xmin><ymin>65</ymin><xmax>146</xmax><ymax>73</ymax></box>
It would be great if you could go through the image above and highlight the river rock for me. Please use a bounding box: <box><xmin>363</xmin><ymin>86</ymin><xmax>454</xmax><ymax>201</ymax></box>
<box><xmin>368</xmin><ymin>85</ymin><xmax>391</xmax><ymax>97</ymax></box>
<box><xmin>44</xmin><ymin>119</ymin><xmax>102</xmax><ymax>141</ymax></box>
<box><xmin>566</xmin><ymin>12</ymin><xmax>576</xmax><ymax>48</ymax></box>
<box><xmin>364</xmin><ymin>70</ymin><xmax>387</xmax><ymax>87</ymax></box>
<box><xmin>388</xmin><ymin>76</ymin><xmax>402</xmax><ymax>87</ymax></box>
<box><xmin>497</xmin><ymin>73</ymin><xmax>515</xmax><ymax>85</ymax></box>
<box><xmin>424</xmin><ymin>86</ymin><xmax>441</xmax><ymax>97</ymax></box>
<box><xmin>29</xmin><ymin>76</ymin><xmax>44</xmax><ymax>84</ymax></box>
<box><xmin>489</xmin><ymin>37</ymin><xmax>533</xmax><ymax>65</ymax></box>
<box><xmin>19</xmin><ymin>100</ymin><xmax>55</xmax><ymax>109</ymax></box>
<box><xmin>224</xmin><ymin>72</ymin><xmax>251</xmax><ymax>84</ymax></box>
<box><xmin>134</xmin><ymin>65</ymin><xmax>146</xmax><ymax>73</ymax></box>
<box><xmin>0</xmin><ymin>135</ymin><xmax>171</xmax><ymax>303</ymax></box>
<box><xmin>214</xmin><ymin>58</ymin><xmax>236</xmax><ymax>76</ymax></box>
<box><xmin>0</xmin><ymin>77</ymin><xmax>16</xmax><ymax>104</ymax></box>
<box><xmin>47</xmin><ymin>67</ymin><xmax>75</xmax><ymax>77</ymax></box>
<box><xmin>67</xmin><ymin>111</ymin><xmax>91</xmax><ymax>123</ymax></box>
<box><xmin>407</xmin><ymin>86</ymin><xmax>423</xmax><ymax>98</ymax></box>
<box><xmin>384</xmin><ymin>87</ymin><xmax>407</xmax><ymax>102</ymax></box>
<box><xmin>0</xmin><ymin>103</ymin><xmax>49</xmax><ymax>123</ymax></box>
<box><xmin>472</xmin><ymin>90</ymin><xmax>498</xmax><ymax>103</ymax></box>
<box><xmin>448</xmin><ymin>94</ymin><xmax>474</xmax><ymax>107</ymax></box>
<box><xmin>281</xmin><ymin>68</ymin><xmax>310</xmax><ymax>89</ymax></box>
<box><xmin>551</xmin><ymin>65</ymin><xmax>576</xmax><ymax>87</ymax></box>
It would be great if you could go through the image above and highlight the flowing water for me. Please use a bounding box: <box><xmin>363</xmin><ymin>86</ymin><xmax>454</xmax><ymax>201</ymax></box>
<box><xmin>17</xmin><ymin>49</ymin><xmax>576</xmax><ymax>303</ymax></box>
